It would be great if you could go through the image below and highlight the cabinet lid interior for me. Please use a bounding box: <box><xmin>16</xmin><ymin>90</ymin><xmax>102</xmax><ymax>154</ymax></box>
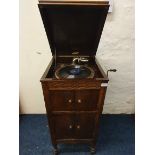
<box><xmin>38</xmin><ymin>1</ymin><xmax>109</xmax><ymax>56</ymax></box>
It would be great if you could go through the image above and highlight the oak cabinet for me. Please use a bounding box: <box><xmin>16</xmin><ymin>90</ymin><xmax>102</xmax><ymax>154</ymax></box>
<box><xmin>39</xmin><ymin>0</ymin><xmax>110</xmax><ymax>154</ymax></box>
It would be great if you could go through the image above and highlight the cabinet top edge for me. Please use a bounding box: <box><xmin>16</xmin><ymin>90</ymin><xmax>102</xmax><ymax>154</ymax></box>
<box><xmin>40</xmin><ymin>78</ymin><xmax>109</xmax><ymax>83</ymax></box>
<box><xmin>39</xmin><ymin>0</ymin><xmax>109</xmax><ymax>5</ymax></box>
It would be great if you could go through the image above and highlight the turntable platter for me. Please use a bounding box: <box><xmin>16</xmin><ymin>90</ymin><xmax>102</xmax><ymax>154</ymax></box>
<box><xmin>55</xmin><ymin>65</ymin><xmax>94</xmax><ymax>79</ymax></box>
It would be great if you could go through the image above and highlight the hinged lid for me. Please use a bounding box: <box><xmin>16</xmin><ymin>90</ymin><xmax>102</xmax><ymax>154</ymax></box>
<box><xmin>38</xmin><ymin>0</ymin><xmax>109</xmax><ymax>56</ymax></box>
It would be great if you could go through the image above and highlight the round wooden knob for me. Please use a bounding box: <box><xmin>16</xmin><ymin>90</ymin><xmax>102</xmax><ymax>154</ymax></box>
<box><xmin>69</xmin><ymin>125</ymin><xmax>73</xmax><ymax>129</ymax></box>
<box><xmin>78</xmin><ymin>99</ymin><xmax>81</xmax><ymax>103</ymax></box>
<box><xmin>68</xmin><ymin>99</ymin><xmax>72</xmax><ymax>103</ymax></box>
<box><xmin>77</xmin><ymin>125</ymin><xmax>80</xmax><ymax>129</ymax></box>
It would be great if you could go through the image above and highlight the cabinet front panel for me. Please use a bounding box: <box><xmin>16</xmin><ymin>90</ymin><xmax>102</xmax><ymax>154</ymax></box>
<box><xmin>49</xmin><ymin>114</ymin><xmax>75</xmax><ymax>139</ymax></box>
<box><xmin>75</xmin><ymin>89</ymin><xmax>99</xmax><ymax>111</ymax></box>
<box><xmin>48</xmin><ymin>90</ymin><xmax>74</xmax><ymax>111</ymax></box>
<box><xmin>75</xmin><ymin>113</ymin><xmax>96</xmax><ymax>139</ymax></box>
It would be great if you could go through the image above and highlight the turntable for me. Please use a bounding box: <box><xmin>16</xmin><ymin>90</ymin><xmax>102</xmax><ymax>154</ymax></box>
<box><xmin>39</xmin><ymin>0</ymin><xmax>112</xmax><ymax>154</ymax></box>
<box><xmin>55</xmin><ymin>64</ymin><xmax>95</xmax><ymax>79</ymax></box>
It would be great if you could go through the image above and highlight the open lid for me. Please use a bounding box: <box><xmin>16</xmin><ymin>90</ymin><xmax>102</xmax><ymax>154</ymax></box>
<box><xmin>38</xmin><ymin>0</ymin><xmax>109</xmax><ymax>56</ymax></box>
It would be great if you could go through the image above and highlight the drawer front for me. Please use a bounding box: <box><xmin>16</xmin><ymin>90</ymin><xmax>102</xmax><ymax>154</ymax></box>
<box><xmin>75</xmin><ymin>113</ymin><xmax>96</xmax><ymax>139</ymax></box>
<box><xmin>48</xmin><ymin>90</ymin><xmax>74</xmax><ymax>111</ymax></box>
<box><xmin>49</xmin><ymin>114</ymin><xmax>75</xmax><ymax>139</ymax></box>
<box><xmin>75</xmin><ymin>89</ymin><xmax>99</xmax><ymax>111</ymax></box>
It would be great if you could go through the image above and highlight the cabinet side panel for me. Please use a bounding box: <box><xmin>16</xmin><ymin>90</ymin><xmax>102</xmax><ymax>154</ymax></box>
<box><xmin>41</xmin><ymin>83</ymin><xmax>57</xmax><ymax>146</ymax></box>
<box><xmin>93</xmin><ymin>87</ymin><xmax>107</xmax><ymax>141</ymax></box>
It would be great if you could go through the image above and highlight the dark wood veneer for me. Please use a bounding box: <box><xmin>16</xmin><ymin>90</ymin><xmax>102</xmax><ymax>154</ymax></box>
<box><xmin>39</xmin><ymin>0</ymin><xmax>109</xmax><ymax>154</ymax></box>
<box><xmin>41</xmin><ymin>60</ymin><xmax>108</xmax><ymax>154</ymax></box>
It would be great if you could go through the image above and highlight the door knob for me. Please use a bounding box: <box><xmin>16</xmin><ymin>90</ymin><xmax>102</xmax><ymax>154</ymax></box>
<box><xmin>69</xmin><ymin>125</ymin><xmax>73</xmax><ymax>129</ymax></box>
<box><xmin>78</xmin><ymin>99</ymin><xmax>81</xmax><ymax>103</ymax></box>
<box><xmin>77</xmin><ymin>125</ymin><xmax>80</xmax><ymax>129</ymax></box>
<box><xmin>68</xmin><ymin>99</ymin><xmax>72</xmax><ymax>103</ymax></box>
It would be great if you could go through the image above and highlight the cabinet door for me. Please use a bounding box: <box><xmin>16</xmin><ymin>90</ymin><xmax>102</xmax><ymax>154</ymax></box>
<box><xmin>75</xmin><ymin>114</ymin><xmax>96</xmax><ymax>139</ymax></box>
<box><xmin>49</xmin><ymin>114</ymin><xmax>75</xmax><ymax>139</ymax></box>
<box><xmin>75</xmin><ymin>89</ymin><xmax>99</xmax><ymax>111</ymax></box>
<box><xmin>48</xmin><ymin>90</ymin><xmax>74</xmax><ymax>111</ymax></box>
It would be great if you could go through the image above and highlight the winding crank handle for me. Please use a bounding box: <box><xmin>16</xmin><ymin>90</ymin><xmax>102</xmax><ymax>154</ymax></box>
<box><xmin>107</xmin><ymin>69</ymin><xmax>117</xmax><ymax>77</ymax></box>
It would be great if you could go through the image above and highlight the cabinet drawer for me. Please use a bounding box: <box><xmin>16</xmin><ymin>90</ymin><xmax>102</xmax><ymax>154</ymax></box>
<box><xmin>75</xmin><ymin>90</ymin><xmax>99</xmax><ymax>111</ymax></box>
<box><xmin>48</xmin><ymin>90</ymin><xmax>74</xmax><ymax>111</ymax></box>
<box><xmin>49</xmin><ymin>114</ymin><xmax>75</xmax><ymax>139</ymax></box>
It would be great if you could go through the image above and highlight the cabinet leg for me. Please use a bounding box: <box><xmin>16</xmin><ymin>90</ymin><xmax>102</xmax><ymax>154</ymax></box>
<box><xmin>90</xmin><ymin>147</ymin><xmax>96</xmax><ymax>154</ymax></box>
<box><xmin>52</xmin><ymin>145</ymin><xmax>58</xmax><ymax>155</ymax></box>
<box><xmin>90</xmin><ymin>142</ymin><xmax>96</xmax><ymax>154</ymax></box>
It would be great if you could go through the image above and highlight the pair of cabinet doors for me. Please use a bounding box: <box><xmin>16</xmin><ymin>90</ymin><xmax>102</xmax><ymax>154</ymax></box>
<box><xmin>48</xmin><ymin>89</ymin><xmax>99</xmax><ymax>111</ymax></box>
<box><xmin>47</xmin><ymin>89</ymin><xmax>100</xmax><ymax>140</ymax></box>
<box><xmin>49</xmin><ymin>113</ymin><xmax>96</xmax><ymax>140</ymax></box>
